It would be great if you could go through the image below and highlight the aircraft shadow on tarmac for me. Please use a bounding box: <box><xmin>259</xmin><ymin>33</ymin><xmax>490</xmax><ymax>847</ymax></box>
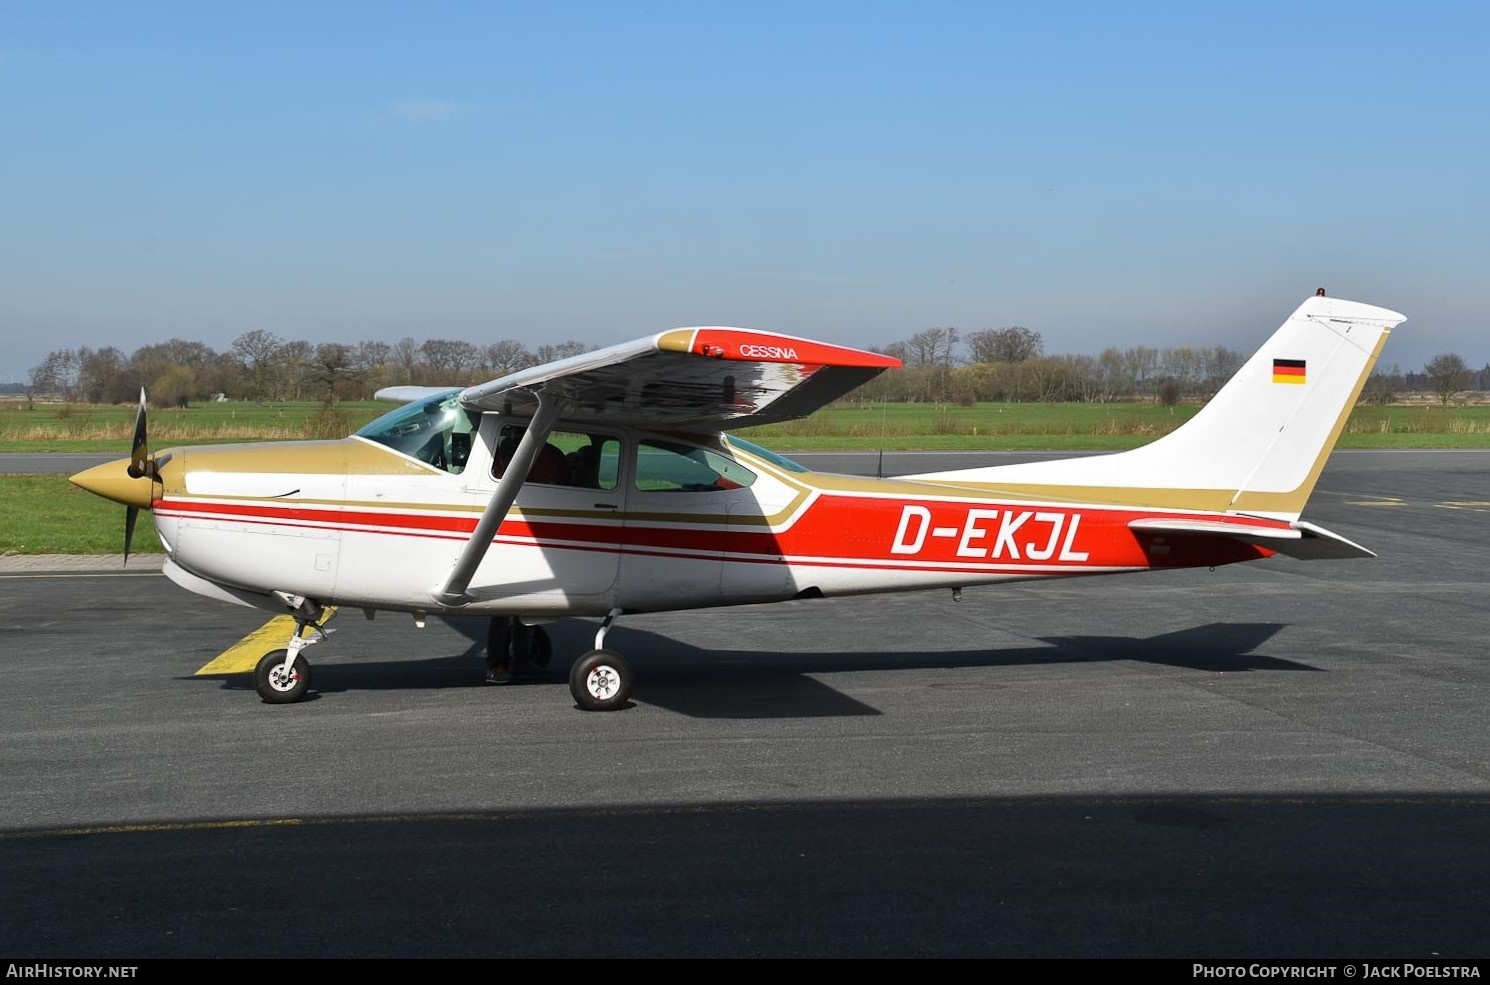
<box><xmin>191</xmin><ymin>618</ymin><xmax>1309</xmax><ymax>719</ymax></box>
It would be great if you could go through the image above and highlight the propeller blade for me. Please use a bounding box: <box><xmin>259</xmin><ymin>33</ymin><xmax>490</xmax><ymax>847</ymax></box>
<box><xmin>127</xmin><ymin>388</ymin><xmax>150</xmax><ymax>479</ymax></box>
<box><xmin>124</xmin><ymin>505</ymin><xmax>138</xmax><ymax>566</ymax></box>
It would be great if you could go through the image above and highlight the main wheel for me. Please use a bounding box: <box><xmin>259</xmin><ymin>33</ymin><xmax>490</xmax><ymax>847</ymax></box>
<box><xmin>487</xmin><ymin>619</ymin><xmax>552</xmax><ymax>681</ymax></box>
<box><xmin>568</xmin><ymin>649</ymin><xmax>633</xmax><ymax>712</ymax></box>
<box><xmin>529</xmin><ymin>625</ymin><xmax>552</xmax><ymax>669</ymax></box>
<box><xmin>254</xmin><ymin>649</ymin><xmax>311</xmax><ymax>704</ymax></box>
<box><xmin>486</xmin><ymin>617</ymin><xmax>513</xmax><ymax>680</ymax></box>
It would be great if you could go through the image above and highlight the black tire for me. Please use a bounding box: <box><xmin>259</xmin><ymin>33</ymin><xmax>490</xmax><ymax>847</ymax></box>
<box><xmin>568</xmin><ymin>649</ymin><xmax>633</xmax><ymax>711</ymax></box>
<box><xmin>486</xmin><ymin>617</ymin><xmax>513</xmax><ymax>679</ymax></box>
<box><xmin>254</xmin><ymin>649</ymin><xmax>311</xmax><ymax>704</ymax></box>
<box><xmin>530</xmin><ymin>625</ymin><xmax>553</xmax><ymax>669</ymax></box>
<box><xmin>487</xmin><ymin>619</ymin><xmax>550</xmax><ymax>680</ymax></box>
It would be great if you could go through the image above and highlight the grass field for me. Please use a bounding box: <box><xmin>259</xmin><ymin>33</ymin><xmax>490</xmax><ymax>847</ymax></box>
<box><xmin>0</xmin><ymin>400</ymin><xmax>382</xmax><ymax>452</ymax></box>
<box><xmin>4</xmin><ymin>397</ymin><xmax>1488</xmax><ymax>555</ymax></box>
<box><xmin>738</xmin><ymin>401</ymin><xmax>1490</xmax><ymax>450</ymax></box>
<box><xmin>5</xmin><ymin>397</ymin><xmax>1490</xmax><ymax>453</ymax></box>
<box><xmin>0</xmin><ymin>475</ymin><xmax>164</xmax><ymax>555</ymax></box>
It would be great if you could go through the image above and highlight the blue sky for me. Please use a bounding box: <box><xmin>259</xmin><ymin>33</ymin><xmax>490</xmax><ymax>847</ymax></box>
<box><xmin>2</xmin><ymin>1</ymin><xmax>1486</xmax><ymax>381</ymax></box>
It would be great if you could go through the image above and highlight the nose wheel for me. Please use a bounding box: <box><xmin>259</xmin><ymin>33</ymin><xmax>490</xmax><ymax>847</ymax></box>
<box><xmin>253</xmin><ymin>597</ymin><xmax>328</xmax><ymax>704</ymax></box>
<box><xmin>254</xmin><ymin>648</ymin><xmax>311</xmax><ymax>704</ymax></box>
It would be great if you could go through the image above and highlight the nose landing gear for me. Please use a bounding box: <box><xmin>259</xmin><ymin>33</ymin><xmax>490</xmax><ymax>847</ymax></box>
<box><xmin>253</xmin><ymin>596</ymin><xmax>329</xmax><ymax>704</ymax></box>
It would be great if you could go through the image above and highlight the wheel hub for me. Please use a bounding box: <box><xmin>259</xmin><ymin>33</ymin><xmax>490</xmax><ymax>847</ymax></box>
<box><xmin>268</xmin><ymin>664</ymin><xmax>300</xmax><ymax>692</ymax></box>
<box><xmin>585</xmin><ymin>667</ymin><xmax>619</xmax><ymax>700</ymax></box>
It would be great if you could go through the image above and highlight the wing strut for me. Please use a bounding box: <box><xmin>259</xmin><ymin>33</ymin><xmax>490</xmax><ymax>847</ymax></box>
<box><xmin>429</xmin><ymin>393</ymin><xmax>562</xmax><ymax>606</ymax></box>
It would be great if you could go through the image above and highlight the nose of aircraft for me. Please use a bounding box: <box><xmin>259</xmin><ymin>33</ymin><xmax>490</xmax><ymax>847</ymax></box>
<box><xmin>70</xmin><ymin>458</ymin><xmax>156</xmax><ymax>509</ymax></box>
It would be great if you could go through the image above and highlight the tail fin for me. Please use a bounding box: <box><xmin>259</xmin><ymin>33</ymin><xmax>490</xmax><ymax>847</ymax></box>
<box><xmin>905</xmin><ymin>294</ymin><xmax>1405</xmax><ymax>520</ymax></box>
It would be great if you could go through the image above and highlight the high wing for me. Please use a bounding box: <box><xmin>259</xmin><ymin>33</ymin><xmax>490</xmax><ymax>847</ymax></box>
<box><xmin>372</xmin><ymin>327</ymin><xmax>899</xmax><ymax>606</ymax></box>
<box><xmin>374</xmin><ymin>385</ymin><xmax>461</xmax><ymax>403</ymax></box>
<box><xmin>452</xmin><ymin>328</ymin><xmax>901</xmax><ymax>431</ymax></box>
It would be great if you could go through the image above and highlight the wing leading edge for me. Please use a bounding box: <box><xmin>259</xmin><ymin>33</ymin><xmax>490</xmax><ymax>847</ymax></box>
<box><xmin>456</xmin><ymin>328</ymin><xmax>901</xmax><ymax>431</ymax></box>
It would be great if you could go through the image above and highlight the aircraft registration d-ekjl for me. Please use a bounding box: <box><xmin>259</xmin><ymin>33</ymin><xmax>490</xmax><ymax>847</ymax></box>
<box><xmin>72</xmin><ymin>292</ymin><xmax>1404</xmax><ymax>711</ymax></box>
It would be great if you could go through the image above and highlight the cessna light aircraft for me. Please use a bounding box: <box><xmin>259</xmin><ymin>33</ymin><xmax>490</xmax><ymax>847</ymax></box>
<box><xmin>71</xmin><ymin>292</ymin><xmax>1403</xmax><ymax>711</ymax></box>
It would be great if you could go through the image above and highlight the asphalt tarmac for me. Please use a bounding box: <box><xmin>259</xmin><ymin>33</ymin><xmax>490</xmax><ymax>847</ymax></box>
<box><xmin>2</xmin><ymin>451</ymin><xmax>1488</xmax><ymax>958</ymax></box>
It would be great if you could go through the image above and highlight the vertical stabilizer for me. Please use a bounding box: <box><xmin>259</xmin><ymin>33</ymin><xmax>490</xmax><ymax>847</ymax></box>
<box><xmin>904</xmin><ymin>295</ymin><xmax>1405</xmax><ymax>520</ymax></box>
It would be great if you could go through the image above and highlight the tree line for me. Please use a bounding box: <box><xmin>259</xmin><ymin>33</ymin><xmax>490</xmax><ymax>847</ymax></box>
<box><xmin>26</xmin><ymin>334</ymin><xmax>595</xmax><ymax>407</ymax></box>
<box><xmin>24</xmin><ymin>325</ymin><xmax>1488</xmax><ymax>408</ymax></box>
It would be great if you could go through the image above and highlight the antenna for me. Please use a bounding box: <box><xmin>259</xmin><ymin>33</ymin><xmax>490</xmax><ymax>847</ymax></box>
<box><xmin>875</xmin><ymin>399</ymin><xmax>889</xmax><ymax>479</ymax></box>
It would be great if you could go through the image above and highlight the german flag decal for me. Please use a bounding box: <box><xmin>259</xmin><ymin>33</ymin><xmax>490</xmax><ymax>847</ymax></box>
<box><xmin>1272</xmin><ymin>358</ymin><xmax>1306</xmax><ymax>384</ymax></box>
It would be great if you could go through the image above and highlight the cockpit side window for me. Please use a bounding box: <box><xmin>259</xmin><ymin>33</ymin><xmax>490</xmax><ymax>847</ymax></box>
<box><xmin>634</xmin><ymin>439</ymin><xmax>757</xmax><ymax>492</ymax></box>
<box><xmin>493</xmin><ymin>425</ymin><xmax>620</xmax><ymax>490</ymax></box>
<box><xmin>356</xmin><ymin>391</ymin><xmax>480</xmax><ymax>474</ymax></box>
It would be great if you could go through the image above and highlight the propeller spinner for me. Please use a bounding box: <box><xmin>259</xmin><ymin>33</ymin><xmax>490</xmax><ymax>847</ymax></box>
<box><xmin>69</xmin><ymin>389</ymin><xmax>171</xmax><ymax>564</ymax></box>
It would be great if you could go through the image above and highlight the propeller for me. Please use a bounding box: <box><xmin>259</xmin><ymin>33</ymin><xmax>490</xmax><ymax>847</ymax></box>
<box><xmin>127</xmin><ymin>388</ymin><xmax>152</xmax><ymax>479</ymax></box>
<box><xmin>121</xmin><ymin>389</ymin><xmax>171</xmax><ymax>564</ymax></box>
<box><xmin>124</xmin><ymin>502</ymin><xmax>140</xmax><ymax>565</ymax></box>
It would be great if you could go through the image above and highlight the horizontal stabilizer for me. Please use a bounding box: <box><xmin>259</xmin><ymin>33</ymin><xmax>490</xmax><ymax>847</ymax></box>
<box><xmin>1127</xmin><ymin>518</ymin><xmax>1375</xmax><ymax>560</ymax></box>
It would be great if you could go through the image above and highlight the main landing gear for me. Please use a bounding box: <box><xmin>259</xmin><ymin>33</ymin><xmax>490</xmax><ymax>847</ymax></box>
<box><xmin>485</xmin><ymin>616</ymin><xmax>553</xmax><ymax>683</ymax></box>
<box><xmin>248</xmin><ymin>598</ymin><xmax>635</xmax><ymax>711</ymax></box>
<box><xmin>569</xmin><ymin>609</ymin><xmax>633</xmax><ymax>712</ymax></box>
<box><xmin>486</xmin><ymin>608</ymin><xmax>634</xmax><ymax>711</ymax></box>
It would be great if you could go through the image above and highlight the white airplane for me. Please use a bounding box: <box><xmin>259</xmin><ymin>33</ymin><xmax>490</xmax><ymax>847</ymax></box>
<box><xmin>71</xmin><ymin>292</ymin><xmax>1403</xmax><ymax>711</ymax></box>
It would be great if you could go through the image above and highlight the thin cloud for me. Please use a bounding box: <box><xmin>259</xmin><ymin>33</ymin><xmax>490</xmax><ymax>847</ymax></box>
<box><xmin>386</xmin><ymin>98</ymin><xmax>469</xmax><ymax>122</ymax></box>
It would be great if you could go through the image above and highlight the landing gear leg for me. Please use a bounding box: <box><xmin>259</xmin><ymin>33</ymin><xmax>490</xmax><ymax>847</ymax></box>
<box><xmin>569</xmin><ymin>608</ymin><xmax>633</xmax><ymax>712</ymax></box>
<box><xmin>486</xmin><ymin>617</ymin><xmax>551</xmax><ymax>683</ymax></box>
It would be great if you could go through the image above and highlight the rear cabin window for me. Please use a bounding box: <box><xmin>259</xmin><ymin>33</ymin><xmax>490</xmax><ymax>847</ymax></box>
<box><xmin>634</xmin><ymin>439</ymin><xmax>757</xmax><ymax>492</ymax></box>
<box><xmin>493</xmin><ymin>425</ymin><xmax>620</xmax><ymax>490</ymax></box>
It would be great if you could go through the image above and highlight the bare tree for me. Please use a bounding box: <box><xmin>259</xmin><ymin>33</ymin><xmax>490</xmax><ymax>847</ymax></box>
<box><xmin>1424</xmin><ymin>353</ymin><xmax>1470</xmax><ymax>405</ymax></box>
<box><xmin>420</xmin><ymin>339</ymin><xmax>480</xmax><ymax>381</ymax></box>
<box><xmin>356</xmin><ymin>340</ymin><xmax>392</xmax><ymax>371</ymax></box>
<box><xmin>1204</xmin><ymin>346</ymin><xmax>1245</xmax><ymax>395</ymax></box>
<box><xmin>899</xmin><ymin>326</ymin><xmax>959</xmax><ymax>369</ymax></box>
<box><xmin>78</xmin><ymin>346</ymin><xmax>131</xmax><ymax>404</ymax></box>
<box><xmin>966</xmin><ymin>326</ymin><xmax>1042</xmax><ymax>364</ymax></box>
<box><xmin>1124</xmin><ymin>346</ymin><xmax>1161</xmax><ymax>396</ymax></box>
<box><xmin>533</xmin><ymin>340</ymin><xmax>594</xmax><ymax>364</ymax></box>
<box><xmin>351</xmin><ymin>341</ymin><xmax>393</xmax><ymax>397</ymax></box>
<box><xmin>1160</xmin><ymin>346</ymin><xmax>1203</xmax><ymax>396</ymax></box>
<box><xmin>391</xmin><ymin>337</ymin><xmax>421</xmax><ymax>384</ymax></box>
<box><xmin>485</xmin><ymin>339</ymin><xmax>536</xmax><ymax>376</ymax></box>
<box><xmin>132</xmin><ymin>341</ymin><xmax>217</xmax><ymax>407</ymax></box>
<box><xmin>1361</xmin><ymin>371</ymin><xmax>1397</xmax><ymax>406</ymax></box>
<box><xmin>232</xmin><ymin>329</ymin><xmax>284</xmax><ymax>404</ymax></box>
<box><xmin>312</xmin><ymin>343</ymin><xmax>357</xmax><ymax>405</ymax></box>
<box><xmin>28</xmin><ymin>349</ymin><xmax>80</xmax><ymax>400</ymax></box>
<box><xmin>1093</xmin><ymin>347</ymin><xmax>1131</xmax><ymax>402</ymax></box>
<box><xmin>277</xmin><ymin>340</ymin><xmax>315</xmax><ymax>401</ymax></box>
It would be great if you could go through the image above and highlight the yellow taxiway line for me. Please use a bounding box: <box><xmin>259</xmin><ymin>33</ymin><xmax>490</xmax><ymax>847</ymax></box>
<box><xmin>194</xmin><ymin>608</ymin><xmax>338</xmax><ymax>676</ymax></box>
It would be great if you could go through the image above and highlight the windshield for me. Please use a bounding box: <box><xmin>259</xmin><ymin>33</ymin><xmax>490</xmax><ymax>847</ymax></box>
<box><xmin>356</xmin><ymin>390</ymin><xmax>479</xmax><ymax>473</ymax></box>
<box><xmin>723</xmin><ymin>435</ymin><xmax>809</xmax><ymax>473</ymax></box>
